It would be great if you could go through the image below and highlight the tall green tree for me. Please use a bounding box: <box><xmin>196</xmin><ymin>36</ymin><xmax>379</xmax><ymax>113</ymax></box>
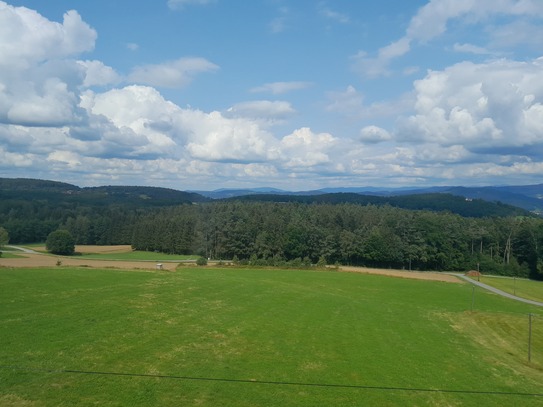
<box><xmin>46</xmin><ymin>230</ymin><xmax>75</xmax><ymax>255</ymax></box>
<box><xmin>0</xmin><ymin>226</ymin><xmax>9</xmax><ymax>248</ymax></box>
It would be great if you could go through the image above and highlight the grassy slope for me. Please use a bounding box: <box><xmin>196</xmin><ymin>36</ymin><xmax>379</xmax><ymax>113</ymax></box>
<box><xmin>0</xmin><ymin>267</ymin><xmax>542</xmax><ymax>406</ymax></box>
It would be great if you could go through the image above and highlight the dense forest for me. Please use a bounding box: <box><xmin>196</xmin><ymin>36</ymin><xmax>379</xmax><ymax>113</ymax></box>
<box><xmin>1</xmin><ymin>178</ymin><xmax>543</xmax><ymax>279</ymax></box>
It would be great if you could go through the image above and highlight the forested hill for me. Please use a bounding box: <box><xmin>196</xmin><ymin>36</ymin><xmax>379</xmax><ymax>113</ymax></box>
<box><xmin>0</xmin><ymin>177</ymin><xmax>535</xmax><ymax>218</ymax></box>
<box><xmin>229</xmin><ymin>192</ymin><xmax>533</xmax><ymax>218</ymax></box>
<box><xmin>0</xmin><ymin>178</ymin><xmax>76</xmax><ymax>192</ymax></box>
<box><xmin>0</xmin><ymin>178</ymin><xmax>209</xmax><ymax>206</ymax></box>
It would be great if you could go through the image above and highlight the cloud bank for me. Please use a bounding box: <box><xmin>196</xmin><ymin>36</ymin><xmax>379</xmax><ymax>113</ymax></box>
<box><xmin>1</xmin><ymin>1</ymin><xmax>543</xmax><ymax>190</ymax></box>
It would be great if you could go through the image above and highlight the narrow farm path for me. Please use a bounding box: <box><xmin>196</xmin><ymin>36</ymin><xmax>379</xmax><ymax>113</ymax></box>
<box><xmin>4</xmin><ymin>245</ymin><xmax>39</xmax><ymax>254</ymax></box>
<box><xmin>453</xmin><ymin>274</ymin><xmax>543</xmax><ymax>307</ymax></box>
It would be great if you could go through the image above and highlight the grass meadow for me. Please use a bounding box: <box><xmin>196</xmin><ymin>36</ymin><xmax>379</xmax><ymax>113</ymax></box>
<box><xmin>1</xmin><ymin>267</ymin><xmax>543</xmax><ymax>406</ymax></box>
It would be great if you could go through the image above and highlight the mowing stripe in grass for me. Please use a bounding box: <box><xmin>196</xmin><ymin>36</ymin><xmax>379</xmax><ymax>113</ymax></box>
<box><xmin>2</xmin><ymin>365</ymin><xmax>543</xmax><ymax>399</ymax></box>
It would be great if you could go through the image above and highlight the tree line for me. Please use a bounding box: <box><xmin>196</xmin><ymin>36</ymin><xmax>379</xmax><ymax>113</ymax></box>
<box><xmin>129</xmin><ymin>202</ymin><xmax>543</xmax><ymax>279</ymax></box>
<box><xmin>2</xmin><ymin>188</ymin><xmax>543</xmax><ymax>279</ymax></box>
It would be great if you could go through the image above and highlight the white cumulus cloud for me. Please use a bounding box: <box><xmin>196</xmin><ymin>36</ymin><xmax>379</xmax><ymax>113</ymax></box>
<box><xmin>398</xmin><ymin>57</ymin><xmax>543</xmax><ymax>155</ymax></box>
<box><xmin>81</xmin><ymin>86</ymin><xmax>182</xmax><ymax>158</ymax></box>
<box><xmin>77</xmin><ymin>60</ymin><xmax>121</xmax><ymax>87</ymax></box>
<box><xmin>0</xmin><ymin>3</ymin><xmax>101</xmax><ymax>127</ymax></box>
<box><xmin>359</xmin><ymin>126</ymin><xmax>391</xmax><ymax>143</ymax></box>
<box><xmin>280</xmin><ymin>127</ymin><xmax>337</xmax><ymax>168</ymax></box>
<box><xmin>0</xmin><ymin>2</ymin><xmax>96</xmax><ymax>67</ymax></box>
<box><xmin>185</xmin><ymin>110</ymin><xmax>277</xmax><ymax>163</ymax></box>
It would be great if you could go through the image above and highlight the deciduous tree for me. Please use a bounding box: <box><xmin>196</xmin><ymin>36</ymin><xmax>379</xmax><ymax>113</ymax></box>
<box><xmin>0</xmin><ymin>226</ymin><xmax>9</xmax><ymax>248</ymax></box>
<box><xmin>46</xmin><ymin>230</ymin><xmax>75</xmax><ymax>255</ymax></box>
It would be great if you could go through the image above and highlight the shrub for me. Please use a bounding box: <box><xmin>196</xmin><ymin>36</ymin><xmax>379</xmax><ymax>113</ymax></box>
<box><xmin>196</xmin><ymin>256</ymin><xmax>208</xmax><ymax>266</ymax></box>
<box><xmin>317</xmin><ymin>256</ymin><xmax>327</xmax><ymax>268</ymax></box>
<box><xmin>0</xmin><ymin>226</ymin><xmax>9</xmax><ymax>248</ymax></box>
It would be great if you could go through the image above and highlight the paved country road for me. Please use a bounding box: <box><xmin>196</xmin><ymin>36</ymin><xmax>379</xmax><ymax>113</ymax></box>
<box><xmin>453</xmin><ymin>274</ymin><xmax>543</xmax><ymax>307</ymax></box>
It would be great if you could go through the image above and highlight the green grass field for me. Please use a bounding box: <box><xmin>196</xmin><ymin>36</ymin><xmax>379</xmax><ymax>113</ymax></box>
<box><xmin>0</xmin><ymin>252</ymin><xmax>23</xmax><ymax>259</ymax></box>
<box><xmin>1</xmin><ymin>267</ymin><xmax>543</xmax><ymax>406</ymax></box>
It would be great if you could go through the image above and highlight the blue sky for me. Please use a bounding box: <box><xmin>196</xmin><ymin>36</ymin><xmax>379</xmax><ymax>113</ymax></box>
<box><xmin>1</xmin><ymin>0</ymin><xmax>543</xmax><ymax>191</ymax></box>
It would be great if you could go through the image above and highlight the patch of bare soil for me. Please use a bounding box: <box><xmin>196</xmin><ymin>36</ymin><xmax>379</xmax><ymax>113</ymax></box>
<box><xmin>340</xmin><ymin>266</ymin><xmax>463</xmax><ymax>283</ymax></box>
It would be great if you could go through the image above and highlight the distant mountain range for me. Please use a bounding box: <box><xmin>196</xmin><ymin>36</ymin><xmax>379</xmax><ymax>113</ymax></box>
<box><xmin>2</xmin><ymin>178</ymin><xmax>542</xmax><ymax>216</ymax></box>
<box><xmin>192</xmin><ymin>184</ymin><xmax>543</xmax><ymax>214</ymax></box>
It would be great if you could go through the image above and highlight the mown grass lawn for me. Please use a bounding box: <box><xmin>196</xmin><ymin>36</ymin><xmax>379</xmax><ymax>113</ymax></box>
<box><xmin>1</xmin><ymin>267</ymin><xmax>542</xmax><ymax>406</ymax></box>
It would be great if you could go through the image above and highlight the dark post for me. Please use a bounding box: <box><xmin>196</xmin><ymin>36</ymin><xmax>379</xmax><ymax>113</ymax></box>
<box><xmin>528</xmin><ymin>313</ymin><xmax>533</xmax><ymax>363</ymax></box>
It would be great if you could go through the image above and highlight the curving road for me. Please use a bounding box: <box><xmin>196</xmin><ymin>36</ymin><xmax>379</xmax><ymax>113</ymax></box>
<box><xmin>4</xmin><ymin>245</ymin><xmax>40</xmax><ymax>254</ymax></box>
<box><xmin>453</xmin><ymin>274</ymin><xmax>543</xmax><ymax>307</ymax></box>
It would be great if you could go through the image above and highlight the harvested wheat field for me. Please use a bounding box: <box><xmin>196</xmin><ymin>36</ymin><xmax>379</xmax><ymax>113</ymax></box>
<box><xmin>0</xmin><ymin>245</ymin><xmax>179</xmax><ymax>271</ymax></box>
<box><xmin>0</xmin><ymin>254</ymin><xmax>178</xmax><ymax>271</ymax></box>
<box><xmin>1</xmin><ymin>245</ymin><xmax>463</xmax><ymax>282</ymax></box>
<box><xmin>340</xmin><ymin>266</ymin><xmax>463</xmax><ymax>283</ymax></box>
<box><xmin>29</xmin><ymin>244</ymin><xmax>133</xmax><ymax>254</ymax></box>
